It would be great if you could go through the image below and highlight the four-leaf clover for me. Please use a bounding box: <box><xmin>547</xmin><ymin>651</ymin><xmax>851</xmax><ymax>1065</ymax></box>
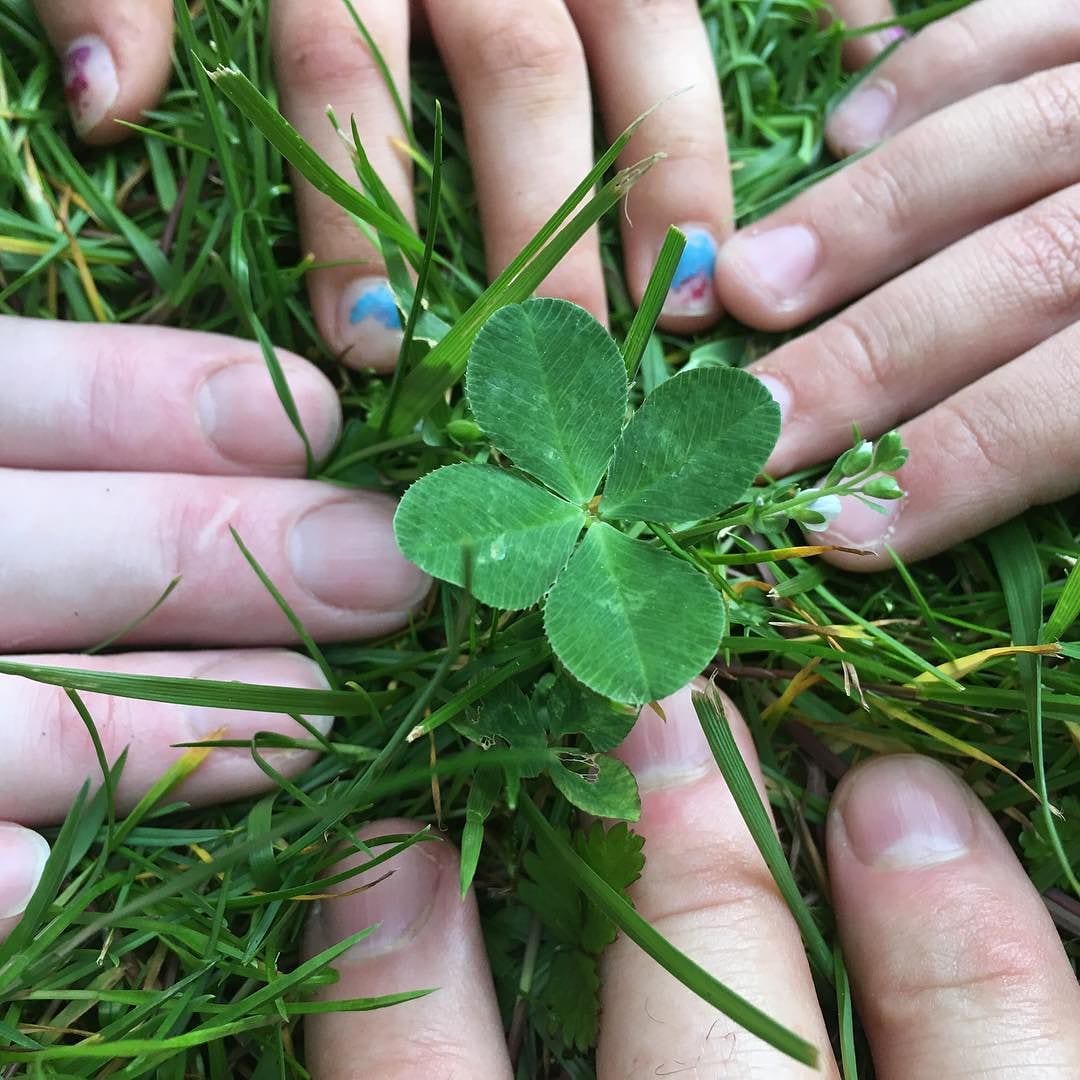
<box><xmin>394</xmin><ymin>298</ymin><xmax>781</xmax><ymax>703</ymax></box>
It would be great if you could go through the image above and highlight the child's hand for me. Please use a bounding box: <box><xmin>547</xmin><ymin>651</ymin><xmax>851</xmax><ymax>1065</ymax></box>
<box><xmin>716</xmin><ymin>0</ymin><xmax>1080</xmax><ymax>568</ymax></box>
<box><xmin>0</xmin><ymin>318</ymin><xmax>428</xmax><ymax>938</ymax></box>
<box><xmin>32</xmin><ymin>0</ymin><xmax>739</xmax><ymax>363</ymax></box>
<box><xmin>300</xmin><ymin>687</ymin><xmax>1080</xmax><ymax>1077</ymax></box>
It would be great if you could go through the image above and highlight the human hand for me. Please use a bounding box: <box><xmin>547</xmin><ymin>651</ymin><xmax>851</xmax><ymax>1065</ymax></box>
<box><xmin>715</xmin><ymin>0</ymin><xmax>1080</xmax><ymax>569</ymax></box>
<box><xmin>299</xmin><ymin>687</ymin><xmax>1080</xmax><ymax>1077</ymax></box>
<box><xmin>33</xmin><ymin>0</ymin><xmax>741</xmax><ymax>366</ymax></box>
<box><xmin>0</xmin><ymin>318</ymin><xmax>428</xmax><ymax>939</ymax></box>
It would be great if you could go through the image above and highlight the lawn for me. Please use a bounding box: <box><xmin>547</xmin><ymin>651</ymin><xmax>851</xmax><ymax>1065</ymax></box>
<box><xmin>0</xmin><ymin>0</ymin><xmax>1077</xmax><ymax>1075</ymax></box>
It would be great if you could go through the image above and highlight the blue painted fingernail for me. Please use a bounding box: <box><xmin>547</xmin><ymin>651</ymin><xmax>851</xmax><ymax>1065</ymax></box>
<box><xmin>338</xmin><ymin>277</ymin><xmax>403</xmax><ymax>371</ymax></box>
<box><xmin>664</xmin><ymin>226</ymin><xmax>719</xmax><ymax>317</ymax></box>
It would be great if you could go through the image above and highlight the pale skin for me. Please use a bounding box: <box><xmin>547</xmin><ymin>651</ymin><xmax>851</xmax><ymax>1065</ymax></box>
<box><xmin>4</xmin><ymin>0</ymin><xmax>1078</xmax><ymax>1063</ymax></box>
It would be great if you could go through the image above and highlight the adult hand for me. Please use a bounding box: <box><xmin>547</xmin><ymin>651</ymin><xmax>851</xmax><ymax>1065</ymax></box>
<box><xmin>34</xmin><ymin>0</ymin><xmax>737</xmax><ymax>365</ymax></box>
<box><xmin>301</xmin><ymin>687</ymin><xmax>1080</xmax><ymax>1077</ymax></box>
<box><xmin>716</xmin><ymin>0</ymin><xmax>1080</xmax><ymax>569</ymax></box>
<box><xmin>0</xmin><ymin>318</ymin><xmax>428</xmax><ymax>939</ymax></box>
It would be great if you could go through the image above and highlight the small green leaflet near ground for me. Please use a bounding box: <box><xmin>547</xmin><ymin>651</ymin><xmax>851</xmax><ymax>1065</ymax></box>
<box><xmin>394</xmin><ymin>297</ymin><xmax>781</xmax><ymax>703</ymax></box>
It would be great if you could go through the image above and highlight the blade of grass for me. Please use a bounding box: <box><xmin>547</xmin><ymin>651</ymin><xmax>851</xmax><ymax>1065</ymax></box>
<box><xmin>518</xmin><ymin>792</ymin><xmax>819</xmax><ymax>1068</ymax></box>
<box><xmin>381</xmin><ymin>99</ymin><xmax>444</xmax><ymax>435</ymax></box>
<box><xmin>1044</xmin><ymin>557</ymin><xmax>1080</xmax><ymax>643</ymax></box>
<box><xmin>987</xmin><ymin>519</ymin><xmax>1079</xmax><ymax>894</ymax></box>
<box><xmin>229</xmin><ymin>527</ymin><xmax>335</xmax><ymax>689</ymax></box>
<box><xmin>0</xmin><ymin>658</ymin><xmax>391</xmax><ymax>716</ymax></box>
<box><xmin>386</xmin><ymin>154</ymin><xmax>661</xmax><ymax>435</ymax></box>
<box><xmin>622</xmin><ymin>224</ymin><xmax>685</xmax><ymax>380</ymax></box>
<box><xmin>207</xmin><ymin>64</ymin><xmax>423</xmax><ymax>256</ymax></box>
<box><xmin>693</xmin><ymin>687</ymin><xmax>834</xmax><ymax>982</ymax></box>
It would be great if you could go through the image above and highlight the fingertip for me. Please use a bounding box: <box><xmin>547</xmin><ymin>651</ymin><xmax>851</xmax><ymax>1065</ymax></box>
<box><xmin>38</xmin><ymin>2</ymin><xmax>174</xmax><ymax>144</ymax></box>
<box><xmin>333</xmin><ymin>277</ymin><xmax>403</xmax><ymax>373</ymax></box>
<box><xmin>651</xmin><ymin>223</ymin><xmax>723</xmax><ymax>331</ymax></box>
<box><xmin>715</xmin><ymin>224</ymin><xmax>822</xmax><ymax>331</ymax></box>
<box><xmin>0</xmin><ymin>824</ymin><xmax>51</xmax><ymax>922</ymax></box>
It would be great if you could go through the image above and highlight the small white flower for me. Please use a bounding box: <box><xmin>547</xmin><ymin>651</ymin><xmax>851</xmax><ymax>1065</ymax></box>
<box><xmin>802</xmin><ymin>488</ymin><xmax>842</xmax><ymax>533</ymax></box>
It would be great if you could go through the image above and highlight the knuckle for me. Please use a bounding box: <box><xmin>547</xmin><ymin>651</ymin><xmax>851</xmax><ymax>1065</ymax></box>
<box><xmin>469</xmin><ymin>9</ymin><xmax>583</xmax><ymax>89</ymax></box>
<box><xmin>162</xmin><ymin>482</ymin><xmax>239</xmax><ymax>581</ymax></box>
<box><xmin>916</xmin><ymin>12</ymin><xmax>982</xmax><ymax>72</ymax></box>
<box><xmin>842</xmin><ymin>153</ymin><xmax>911</xmax><ymax>238</ymax></box>
<box><xmin>877</xmin><ymin>884</ymin><xmax>1062</xmax><ymax>1031</ymax></box>
<box><xmin>44</xmin><ymin>683</ymin><xmax>128</xmax><ymax>780</ymax></box>
<box><xmin>582</xmin><ymin>0</ymin><xmax>699</xmax><ymax>25</ymax></box>
<box><xmin>1017</xmin><ymin>66</ymin><xmax>1080</xmax><ymax>152</ymax></box>
<box><xmin>933</xmin><ymin>397</ymin><xmax>1021</xmax><ymax>488</ymax></box>
<box><xmin>274</xmin><ymin>13</ymin><xmax>390</xmax><ymax>99</ymax></box>
<box><xmin>814</xmin><ymin>312</ymin><xmax>896</xmax><ymax>403</ymax></box>
<box><xmin>635</xmin><ymin>832</ymin><xmax>789</xmax><ymax>933</ymax></box>
<box><xmin>1001</xmin><ymin>199</ymin><xmax>1080</xmax><ymax>316</ymax></box>
<box><xmin>83</xmin><ymin>345</ymin><xmax>134</xmax><ymax>459</ymax></box>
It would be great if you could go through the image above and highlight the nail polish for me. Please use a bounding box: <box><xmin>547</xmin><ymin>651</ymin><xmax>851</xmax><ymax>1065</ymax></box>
<box><xmin>62</xmin><ymin>35</ymin><xmax>119</xmax><ymax>135</ymax></box>
<box><xmin>664</xmin><ymin>226</ymin><xmax>719</xmax><ymax>317</ymax></box>
<box><xmin>337</xmin><ymin>277</ymin><xmax>403</xmax><ymax>371</ymax></box>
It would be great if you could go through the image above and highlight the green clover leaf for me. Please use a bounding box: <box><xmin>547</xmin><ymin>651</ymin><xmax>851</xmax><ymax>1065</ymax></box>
<box><xmin>393</xmin><ymin>298</ymin><xmax>780</xmax><ymax>703</ymax></box>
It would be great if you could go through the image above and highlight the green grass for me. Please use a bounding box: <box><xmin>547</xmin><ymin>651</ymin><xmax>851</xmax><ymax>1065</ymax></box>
<box><xmin>1</xmin><ymin>0</ymin><xmax>1078</xmax><ymax>1075</ymax></box>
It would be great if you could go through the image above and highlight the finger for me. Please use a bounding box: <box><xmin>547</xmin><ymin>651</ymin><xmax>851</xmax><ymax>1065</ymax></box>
<box><xmin>718</xmin><ymin>66</ymin><xmax>1080</xmax><ymax>331</ymax></box>
<box><xmin>0</xmin><ymin>471</ymin><xmax>429</xmax><ymax>650</ymax></box>
<box><xmin>271</xmin><ymin>1</ymin><xmax>413</xmax><ymax>372</ymax></box>
<box><xmin>567</xmin><ymin>0</ymin><xmax>730</xmax><ymax>328</ymax></box>
<box><xmin>2</xmin><ymin>649</ymin><xmax>332</xmax><ymax>824</ymax></box>
<box><xmin>0</xmin><ymin>318</ymin><xmax>341</xmax><ymax>475</ymax></box>
<box><xmin>33</xmin><ymin>0</ymin><xmax>172</xmax><ymax>144</ymax></box>
<box><xmin>0</xmin><ymin>825</ymin><xmax>51</xmax><ymax>942</ymax></box>
<box><xmin>598</xmin><ymin>686</ymin><xmax>836</xmax><ymax>1077</ymax></box>
<box><xmin>814</xmin><ymin>322</ymin><xmax>1080</xmax><ymax>570</ymax></box>
<box><xmin>829</xmin><ymin>755</ymin><xmax>1080</xmax><ymax>1078</ymax></box>
<box><xmin>304</xmin><ymin>820</ymin><xmax>511</xmax><ymax>1079</ymax></box>
<box><xmin>826</xmin><ymin>0</ymin><xmax>1080</xmax><ymax>156</ymax></box>
<box><xmin>425</xmin><ymin>0</ymin><xmax>605</xmax><ymax>320</ymax></box>
<box><xmin>745</xmin><ymin>182</ymin><xmax>1080</xmax><ymax>476</ymax></box>
<box><xmin>828</xmin><ymin>0</ymin><xmax>906</xmax><ymax>70</ymax></box>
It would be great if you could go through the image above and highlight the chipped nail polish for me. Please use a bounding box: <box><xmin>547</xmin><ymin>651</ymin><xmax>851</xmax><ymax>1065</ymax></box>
<box><xmin>62</xmin><ymin>35</ymin><xmax>118</xmax><ymax>135</ymax></box>
<box><xmin>338</xmin><ymin>277</ymin><xmax>403</xmax><ymax>371</ymax></box>
<box><xmin>664</xmin><ymin>226</ymin><xmax>718</xmax><ymax>317</ymax></box>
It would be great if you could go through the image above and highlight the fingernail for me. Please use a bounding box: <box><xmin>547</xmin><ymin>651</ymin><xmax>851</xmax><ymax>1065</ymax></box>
<box><xmin>820</xmin><ymin>492</ymin><xmax>902</xmax><ymax>550</ymax></box>
<box><xmin>317</xmin><ymin>841</ymin><xmax>442</xmax><ymax>959</ymax></box>
<box><xmin>0</xmin><ymin>825</ymin><xmax>51</xmax><ymax>919</ymax></box>
<box><xmin>722</xmin><ymin>224</ymin><xmax>820</xmax><ymax>308</ymax></box>
<box><xmin>187</xmin><ymin>651</ymin><xmax>334</xmax><ymax>740</ymax></box>
<box><xmin>289</xmin><ymin>500</ymin><xmax>430</xmax><ymax>612</ymax></box>
<box><xmin>837</xmin><ymin>756</ymin><xmax>975</xmax><ymax>869</ymax></box>
<box><xmin>664</xmin><ymin>226</ymin><xmax>719</xmax><ymax>317</ymax></box>
<box><xmin>615</xmin><ymin>686</ymin><xmax>715</xmax><ymax>792</ymax></box>
<box><xmin>829</xmin><ymin>81</ymin><xmax>897</xmax><ymax>152</ymax></box>
<box><xmin>754</xmin><ymin>372</ymin><xmax>791</xmax><ymax>427</ymax></box>
<box><xmin>197</xmin><ymin>361</ymin><xmax>341</xmax><ymax>467</ymax></box>
<box><xmin>337</xmin><ymin>277</ymin><xmax>403</xmax><ymax>371</ymax></box>
<box><xmin>62</xmin><ymin>35</ymin><xmax>119</xmax><ymax>135</ymax></box>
